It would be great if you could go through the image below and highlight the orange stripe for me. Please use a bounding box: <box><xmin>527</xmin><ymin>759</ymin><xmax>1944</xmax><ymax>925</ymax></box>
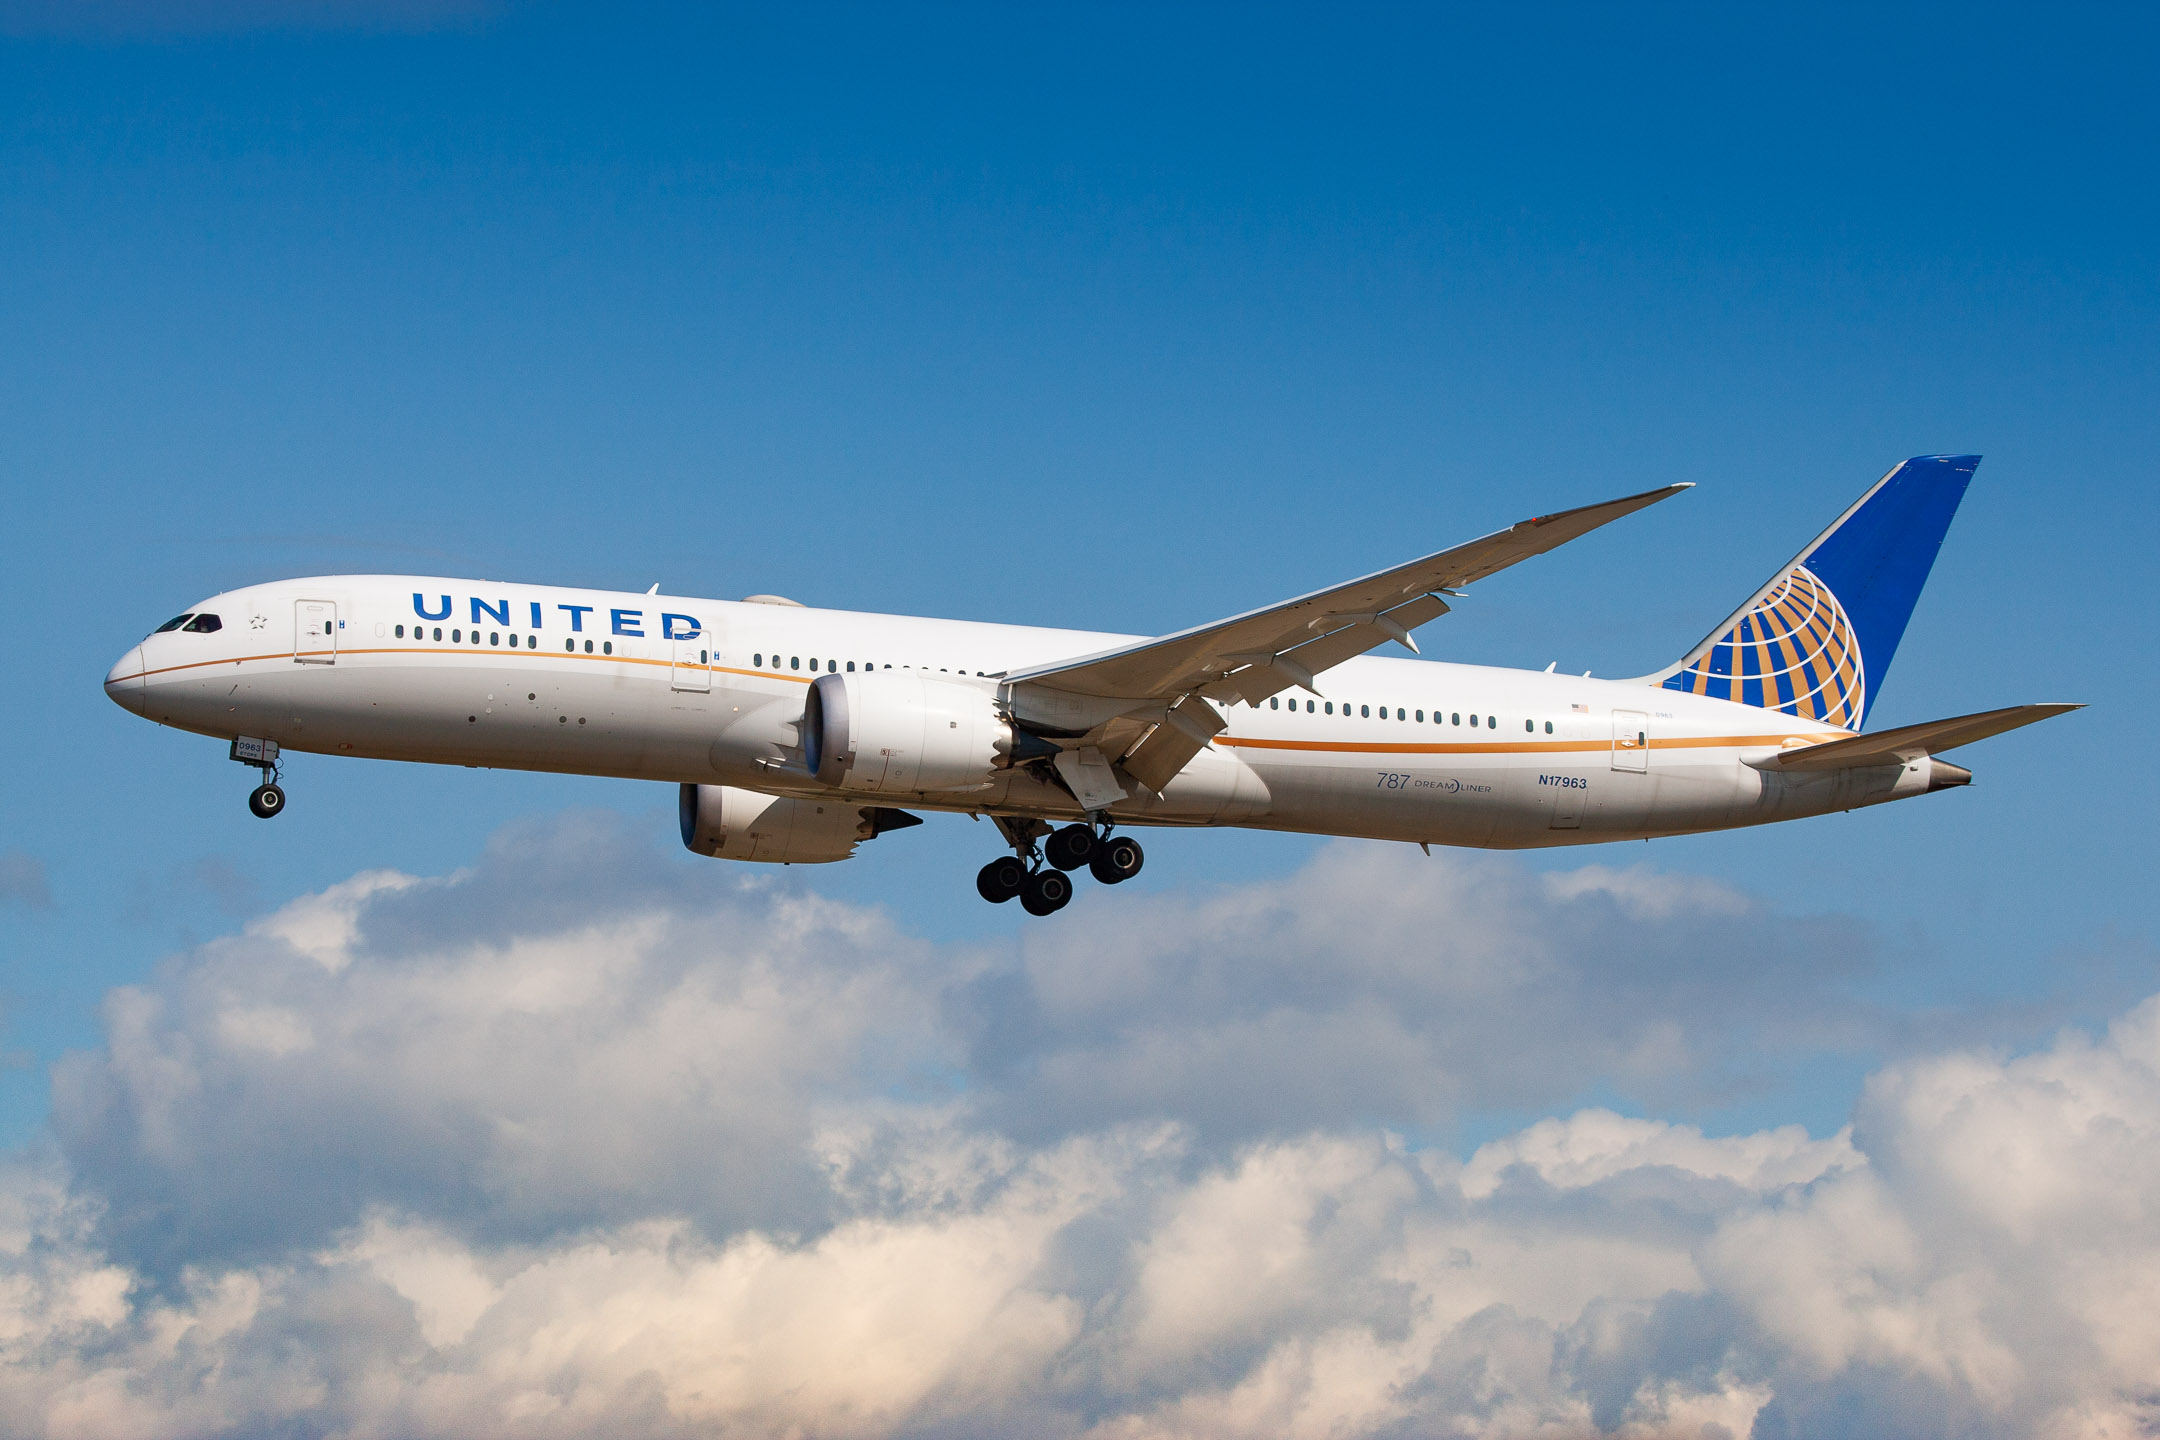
<box><xmin>1214</xmin><ymin>732</ymin><xmax>1834</xmax><ymax>757</ymax></box>
<box><xmin>118</xmin><ymin>651</ymin><xmax>1851</xmax><ymax>754</ymax></box>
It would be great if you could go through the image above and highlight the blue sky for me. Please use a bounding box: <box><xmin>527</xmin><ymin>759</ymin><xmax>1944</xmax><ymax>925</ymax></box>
<box><xmin>0</xmin><ymin>9</ymin><xmax>2155</xmax><ymax>1432</ymax></box>
<box><xmin>4</xmin><ymin>4</ymin><xmax>2153</xmax><ymax>1135</ymax></box>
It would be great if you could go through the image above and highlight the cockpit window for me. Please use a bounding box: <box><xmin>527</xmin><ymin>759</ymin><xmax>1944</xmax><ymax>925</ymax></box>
<box><xmin>153</xmin><ymin>614</ymin><xmax>193</xmax><ymax>633</ymax></box>
<box><xmin>181</xmin><ymin>614</ymin><xmax>223</xmax><ymax>633</ymax></box>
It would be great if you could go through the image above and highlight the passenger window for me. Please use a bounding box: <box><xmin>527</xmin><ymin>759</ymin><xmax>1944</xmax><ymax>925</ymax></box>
<box><xmin>491</xmin><ymin>632</ymin><xmax>500</xmax><ymax>646</ymax></box>
<box><xmin>1269</xmin><ymin>697</ymin><xmax>1279</xmax><ymax>709</ymax></box>
<box><xmin>182</xmin><ymin>614</ymin><xmax>222</xmax><ymax>633</ymax></box>
<box><xmin>1397</xmin><ymin>708</ymin><xmax>1406</xmax><ymax>720</ymax></box>
<box><xmin>528</xmin><ymin>636</ymin><xmax>537</xmax><ymax>649</ymax></box>
<box><xmin>701</xmin><ymin>650</ymin><xmax>708</xmax><ymax>663</ymax></box>
<box><xmin>584</xmin><ymin>640</ymin><xmax>594</xmax><ymax>653</ymax></box>
<box><xmin>1306</xmin><ymin>700</ymin><xmax>1315</xmax><ymax>712</ymax></box>
<box><xmin>847</xmin><ymin>661</ymin><xmax>855</xmax><ymax>672</ymax></box>
<box><xmin>1525</xmin><ymin>719</ymin><xmax>1533</xmax><ymax>732</ymax></box>
<box><xmin>1468</xmin><ymin>714</ymin><xmax>1477</xmax><ymax>727</ymax></box>
<box><xmin>566</xmin><ymin>639</ymin><xmax>575</xmax><ymax>652</ymax></box>
<box><xmin>809</xmin><ymin>658</ymin><xmax>818</xmax><ymax>671</ymax></box>
<box><xmin>453</xmin><ymin>629</ymin><xmax>462</xmax><ymax>642</ymax></box>
<box><xmin>1416</xmin><ymin>710</ymin><xmax>1424</xmax><ymax>722</ymax></box>
<box><xmin>395</xmin><ymin>625</ymin><xmax>405</xmax><ymax>638</ymax></box>
<box><xmin>1361</xmin><ymin>705</ymin><xmax>1370</xmax><ymax>718</ymax></box>
<box><xmin>604</xmin><ymin>642</ymin><xmax>613</xmax><ymax>655</ymax></box>
<box><xmin>1325</xmin><ymin>702</ymin><xmax>1334</xmax><ymax>714</ymax></box>
<box><xmin>754</xmin><ymin>653</ymin><xmax>762</xmax><ymax>666</ymax></box>
<box><xmin>153</xmin><ymin>614</ymin><xmax>193</xmax><ymax>633</ymax></box>
<box><xmin>1545</xmin><ymin>721</ymin><xmax>1554</xmax><ymax>734</ymax></box>
<box><xmin>791</xmin><ymin>657</ymin><xmax>800</xmax><ymax>670</ymax></box>
<box><xmin>432</xmin><ymin>628</ymin><xmax>442</xmax><ymax>641</ymax></box>
<box><xmin>1451</xmin><ymin>712</ymin><xmax>1460</xmax><ymax>725</ymax></box>
<box><xmin>1488</xmin><ymin>715</ymin><xmax>1496</xmax><ymax>728</ymax></box>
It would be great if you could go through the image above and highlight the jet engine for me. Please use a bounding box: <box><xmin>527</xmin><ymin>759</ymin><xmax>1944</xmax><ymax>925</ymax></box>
<box><xmin>679</xmin><ymin>783</ymin><xmax>920</xmax><ymax>864</ymax></box>
<box><xmin>803</xmin><ymin>670</ymin><xmax>1047</xmax><ymax>794</ymax></box>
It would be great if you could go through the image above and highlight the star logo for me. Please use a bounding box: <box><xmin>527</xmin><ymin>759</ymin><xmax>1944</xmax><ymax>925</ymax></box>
<box><xmin>250</xmin><ymin>614</ymin><xmax>268</xmax><ymax>629</ymax></box>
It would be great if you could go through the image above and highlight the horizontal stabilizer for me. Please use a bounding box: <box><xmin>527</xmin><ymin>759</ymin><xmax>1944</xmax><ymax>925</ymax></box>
<box><xmin>1767</xmin><ymin>703</ymin><xmax>2082</xmax><ymax>771</ymax></box>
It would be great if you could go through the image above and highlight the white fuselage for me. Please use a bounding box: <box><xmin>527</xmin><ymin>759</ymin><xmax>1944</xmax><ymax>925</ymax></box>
<box><xmin>104</xmin><ymin>575</ymin><xmax>1940</xmax><ymax>848</ymax></box>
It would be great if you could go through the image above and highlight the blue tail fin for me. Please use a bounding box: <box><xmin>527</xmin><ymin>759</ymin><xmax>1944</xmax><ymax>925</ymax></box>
<box><xmin>1649</xmin><ymin>455</ymin><xmax>1978</xmax><ymax>729</ymax></box>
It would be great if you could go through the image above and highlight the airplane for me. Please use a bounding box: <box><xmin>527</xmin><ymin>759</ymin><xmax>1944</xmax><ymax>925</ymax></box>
<box><xmin>104</xmin><ymin>455</ymin><xmax>2076</xmax><ymax>916</ymax></box>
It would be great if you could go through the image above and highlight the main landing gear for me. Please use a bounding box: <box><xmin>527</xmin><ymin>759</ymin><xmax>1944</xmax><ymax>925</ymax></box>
<box><xmin>977</xmin><ymin>818</ymin><xmax>1144</xmax><ymax>916</ymax></box>
<box><xmin>230</xmin><ymin>736</ymin><xmax>286</xmax><ymax>819</ymax></box>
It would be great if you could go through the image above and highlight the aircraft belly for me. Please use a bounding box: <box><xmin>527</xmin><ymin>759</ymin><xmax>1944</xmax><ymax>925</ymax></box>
<box><xmin>153</xmin><ymin>657</ymin><xmax>739</xmax><ymax>783</ymax></box>
<box><xmin>1248</xmin><ymin>750</ymin><xmax>1506</xmax><ymax>846</ymax></box>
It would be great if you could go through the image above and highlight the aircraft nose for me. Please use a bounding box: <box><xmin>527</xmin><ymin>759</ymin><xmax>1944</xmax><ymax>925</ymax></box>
<box><xmin>105</xmin><ymin>646</ymin><xmax>145</xmax><ymax>715</ymax></box>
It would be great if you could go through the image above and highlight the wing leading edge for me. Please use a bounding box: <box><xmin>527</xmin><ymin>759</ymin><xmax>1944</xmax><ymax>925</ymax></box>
<box><xmin>1005</xmin><ymin>482</ymin><xmax>1690</xmax><ymax>797</ymax></box>
<box><xmin>1007</xmin><ymin>482</ymin><xmax>1691</xmax><ymax>706</ymax></box>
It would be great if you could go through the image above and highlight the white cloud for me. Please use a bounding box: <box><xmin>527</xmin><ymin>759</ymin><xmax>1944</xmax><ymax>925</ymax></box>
<box><xmin>2</xmin><ymin>816</ymin><xmax>2154</xmax><ymax>1437</ymax></box>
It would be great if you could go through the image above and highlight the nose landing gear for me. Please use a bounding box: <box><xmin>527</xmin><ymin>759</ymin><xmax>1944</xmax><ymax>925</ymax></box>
<box><xmin>979</xmin><ymin>815</ymin><xmax>1142</xmax><ymax>915</ymax></box>
<box><xmin>230</xmin><ymin>736</ymin><xmax>286</xmax><ymax>820</ymax></box>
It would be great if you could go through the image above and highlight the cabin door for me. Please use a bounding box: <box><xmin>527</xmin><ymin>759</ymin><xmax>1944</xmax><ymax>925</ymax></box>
<box><xmin>1611</xmin><ymin>709</ymin><xmax>1649</xmax><ymax>772</ymax></box>
<box><xmin>294</xmin><ymin>600</ymin><xmax>338</xmax><ymax>664</ymax></box>
<box><xmin>671</xmin><ymin>624</ymin><xmax>712</xmax><ymax>693</ymax></box>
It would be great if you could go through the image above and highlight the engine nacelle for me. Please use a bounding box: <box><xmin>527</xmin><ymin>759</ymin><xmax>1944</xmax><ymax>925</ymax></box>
<box><xmin>803</xmin><ymin>670</ymin><xmax>1018</xmax><ymax>794</ymax></box>
<box><xmin>679</xmin><ymin>783</ymin><xmax>918</xmax><ymax>864</ymax></box>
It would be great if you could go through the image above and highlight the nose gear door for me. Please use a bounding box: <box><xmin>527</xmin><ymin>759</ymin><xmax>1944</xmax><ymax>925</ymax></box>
<box><xmin>294</xmin><ymin>600</ymin><xmax>338</xmax><ymax>664</ymax></box>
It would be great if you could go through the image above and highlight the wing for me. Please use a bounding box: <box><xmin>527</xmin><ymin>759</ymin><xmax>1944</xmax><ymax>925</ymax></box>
<box><xmin>1767</xmin><ymin>703</ymin><xmax>2082</xmax><ymax>771</ymax></box>
<box><xmin>1007</xmin><ymin>483</ymin><xmax>1691</xmax><ymax>706</ymax></box>
<box><xmin>1004</xmin><ymin>482</ymin><xmax>1689</xmax><ymax>796</ymax></box>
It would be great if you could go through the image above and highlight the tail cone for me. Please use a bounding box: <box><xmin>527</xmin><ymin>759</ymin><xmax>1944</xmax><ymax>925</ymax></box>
<box><xmin>1927</xmin><ymin>759</ymin><xmax>1972</xmax><ymax>791</ymax></box>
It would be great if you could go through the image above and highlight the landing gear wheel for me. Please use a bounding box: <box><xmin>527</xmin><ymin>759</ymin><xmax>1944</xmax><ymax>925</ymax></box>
<box><xmin>1044</xmin><ymin>823</ymin><xmax>1096</xmax><ymax>872</ymax></box>
<box><xmin>1020</xmin><ymin>867</ymin><xmax>1074</xmax><ymax>916</ymax></box>
<box><xmin>976</xmin><ymin>856</ymin><xmax>1027</xmax><ymax>904</ymax></box>
<box><xmin>247</xmin><ymin>783</ymin><xmax>286</xmax><ymax>819</ymax></box>
<box><xmin>1089</xmin><ymin>834</ymin><xmax>1144</xmax><ymax>885</ymax></box>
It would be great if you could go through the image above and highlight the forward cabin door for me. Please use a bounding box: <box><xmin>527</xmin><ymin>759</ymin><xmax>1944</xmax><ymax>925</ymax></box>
<box><xmin>1611</xmin><ymin>709</ymin><xmax>1649</xmax><ymax>772</ymax></box>
<box><xmin>670</xmin><ymin>623</ymin><xmax>712</xmax><ymax>693</ymax></box>
<box><xmin>294</xmin><ymin>600</ymin><xmax>338</xmax><ymax>664</ymax></box>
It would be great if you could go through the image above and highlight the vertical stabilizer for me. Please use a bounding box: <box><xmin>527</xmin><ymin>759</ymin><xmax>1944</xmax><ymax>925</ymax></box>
<box><xmin>1644</xmin><ymin>455</ymin><xmax>1978</xmax><ymax>729</ymax></box>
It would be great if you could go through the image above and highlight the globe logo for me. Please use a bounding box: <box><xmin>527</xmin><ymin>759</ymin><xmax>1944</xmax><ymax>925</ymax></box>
<box><xmin>1671</xmin><ymin>566</ymin><xmax>1864</xmax><ymax>727</ymax></box>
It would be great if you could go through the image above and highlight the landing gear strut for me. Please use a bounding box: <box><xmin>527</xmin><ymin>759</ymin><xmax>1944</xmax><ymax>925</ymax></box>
<box><xmin>978</xmin><ymin>815</ymin><xmax>1142</xmax><ymax>915</ymax></box>
<box><xmin>231</xmin><ymin>736</ymin><xmax>286</xmax><ymax>819</ymax></box>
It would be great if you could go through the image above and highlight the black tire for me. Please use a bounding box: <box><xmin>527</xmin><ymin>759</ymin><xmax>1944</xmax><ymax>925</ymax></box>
<box><xmin>1020</xmin><ymin>867</ymin><xmax>1073</xmax><ymax>916</ymax></box>
<box><xmin>1044</xmin><ymin>823</ymin><xmax>1096</xmax><ymax>872</ymax></box>
<box><xmin>248</xmin><ymin>783</ymin><xmax>286</xmax><ymax>819</ymax></box>
<box><xmin>1090</xmin><ymin>835</ymin><xmax>1144</xmax><ymax>885</ymax></box>
<box><xmin>976</xmin><ymin>856</ymin><xmax>1027</xmax><ymax>904</ymax></box>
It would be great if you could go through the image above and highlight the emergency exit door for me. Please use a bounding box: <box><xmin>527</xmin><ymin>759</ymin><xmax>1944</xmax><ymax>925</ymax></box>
<box><xmin>1611</xmin><ymin>709</ymin><xmax>1649</xmax><ymax>772</ymax></box>
<box><xmin>671</xmin><ymin>626</ymin><xmax>712</xmax><ymax>693</ymax></box>
<box><xmin>294</xmin><ymin>600</ymin><xmax>338</xmax><ymax>664</ymax></box>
